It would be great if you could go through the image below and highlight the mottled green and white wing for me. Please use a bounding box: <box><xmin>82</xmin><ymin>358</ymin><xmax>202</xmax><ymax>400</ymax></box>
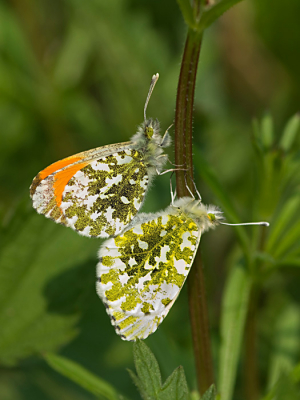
<box><xmin>96</xmin><ymin>212</ymin><xmax>200</xmax><ymax>340</ymax></box>
<box><xmin>31</xmin><ymin>143</ymin><xmax>149</xmax><ymax>238</ymax></box>
<box><xmin>60</xmin><ymin>148</ymin><xmax>149</xmax><ymax>238</ymax></box>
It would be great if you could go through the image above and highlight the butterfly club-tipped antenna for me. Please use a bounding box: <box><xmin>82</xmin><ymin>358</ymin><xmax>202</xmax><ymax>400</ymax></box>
<box><xmin>220</xmin><ymin>221</ymin><xmax>270</xmax><ymax>227</ymax></box>
<box><xmin>144</xmin><ymin>73</ymin><xmax>159</xmax><ymax>123</ymax></box>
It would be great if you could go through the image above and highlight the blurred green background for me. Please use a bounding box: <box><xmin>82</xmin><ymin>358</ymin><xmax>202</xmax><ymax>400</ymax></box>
<box><xmin>1</xmin><ymin>0</ymin><xmax>300</xmax><ymax>399</ymax></box>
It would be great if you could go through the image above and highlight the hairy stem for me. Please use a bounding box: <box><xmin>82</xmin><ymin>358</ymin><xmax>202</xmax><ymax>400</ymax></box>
<box><xmin>174</xmin><ymin>27</ymin><xmax>214</xmax><ymax>395</ymax></box>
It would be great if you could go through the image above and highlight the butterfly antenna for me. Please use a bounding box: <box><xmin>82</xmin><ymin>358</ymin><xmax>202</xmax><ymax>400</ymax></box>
<box><xmin>220</xmin><ymin>221</ymin><xmax>270</xmax><ymax>227</ymax></box>
<box><xmin>144</xmin><ymin>73</ymin><xmax>159</xmax><ymax>123</ymax></box>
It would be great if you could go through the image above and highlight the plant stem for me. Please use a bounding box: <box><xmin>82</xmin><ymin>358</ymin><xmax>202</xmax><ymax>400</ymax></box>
<box><xmin>175</xmin><ymin>29</ymin><xmax>201</xmax><ymax>193</ymax></box>
<box><xmin>174</xmin><ymin>27</ymin><xmax>214</xmax><ymax>395</ymax></box>
<box><xmin>188</xmin><ymin>251</ymin><xmax>215</xmax><ymax>394</ymax></box>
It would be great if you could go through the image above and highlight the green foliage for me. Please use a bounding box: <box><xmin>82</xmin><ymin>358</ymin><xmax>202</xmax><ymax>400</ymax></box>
<box><xmin>262</xmin><ymin>363</ymin><xmax>300</xmax><ymax>400</ymax></box>
<box><xmin>197</xmin><ymin>0</ymin><xmax>245</xmax><ymax>33</ymax></box>
<box><xmin>201</xmin><ymin>384</ymin><xmax>216</xmax><ymax>400</ymax></box>
<box><xmin>279</xmin><ymin>114</ymin><xmax>300</xmax><ymax>152</ymax></box>
<box><xmin>44</xmin><ymin>353</ymin><xmax>122</xmax><ymax>400</ymax></box>
<box><xmin>0</xmin><ymin>204</ymin><xmax>98</xmax><ymax>367</ymax></box>
<box><xmin>218</xmin><ymin>264</ymin><xmax>251</xmax><ymax>400</ymax></box>
<box><xmin>267</xmin><ymin>303</ymin><xmax>300</xmax><ymax>390</ymax></box>
<box><xmin>177</xmin><ymin>0</ymin><xmax>245</xmax><ymax>33</ymax></box>
<box><xmin>176</xmin><ymin>0</ymin><xmax>194</xmax><ymax>28</ymax></box>
<box><xmin>128</xmin><ymin>340</ymin><xmax>189</xmax><ymax>400</ymax></box>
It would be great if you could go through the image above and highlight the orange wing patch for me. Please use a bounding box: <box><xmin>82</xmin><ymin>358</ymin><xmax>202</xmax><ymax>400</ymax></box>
<box><xmin>52</xmin><ymin>161</ymin><xmax>90</xmax><ymax>207</ymax></box>
<box><xmin>30</xmin><ymin>155</ymin><xmax>84</xmax><ymax>197</ymax></box>
<box><xmin>40</xmin><ymin>155</ymin><xmax>84</xmax><ymax>180</ymax></box>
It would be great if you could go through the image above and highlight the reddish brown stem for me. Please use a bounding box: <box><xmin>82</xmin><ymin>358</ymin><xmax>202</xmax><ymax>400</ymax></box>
<box><xmin>174</xmin><ymin>28</ymin><xmax>214</xmax><ymax>395</ymax></box>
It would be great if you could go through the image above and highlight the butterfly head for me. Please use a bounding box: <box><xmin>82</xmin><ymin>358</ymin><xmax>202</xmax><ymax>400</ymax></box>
<box><xmin>170</xmin><ymin>197</ymin><xmax>223</xmax><ymax>233</ymax></box>
<box><xmin>143</xmin><ymin>118</ymin><xmax>160</xmax><ymax>139</ymax></box>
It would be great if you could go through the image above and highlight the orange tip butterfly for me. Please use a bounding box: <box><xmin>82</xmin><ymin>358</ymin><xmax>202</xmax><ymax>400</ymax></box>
<box><xmin>30</xmin><ymin>74</ymin><xmax>172</xmax><ymax>238</ymax></box>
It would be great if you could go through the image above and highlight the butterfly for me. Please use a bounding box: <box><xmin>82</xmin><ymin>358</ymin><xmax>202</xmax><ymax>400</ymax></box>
<box><xmin>97</xmin><ymin>196</ymin><xmax>269</xmax><ymax>341</ymax></box>
<box><xmin>30</xmin><ymin>74</ymin><xmax>172</xmax><ymax>238</ymax></box>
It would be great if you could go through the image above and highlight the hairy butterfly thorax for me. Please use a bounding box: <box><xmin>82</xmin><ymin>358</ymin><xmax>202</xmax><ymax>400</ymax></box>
<box><xmin>130</xmin><ymin>117</ymin><xmax>171</xmax><ymax>178</ymax></box>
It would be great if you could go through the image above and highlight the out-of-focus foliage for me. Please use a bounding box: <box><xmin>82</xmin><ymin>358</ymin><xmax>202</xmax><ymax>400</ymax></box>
<box><xmin>1</xmin><ymin>0</ymin><xmax>300</xmax><ymax>399</ymax></box>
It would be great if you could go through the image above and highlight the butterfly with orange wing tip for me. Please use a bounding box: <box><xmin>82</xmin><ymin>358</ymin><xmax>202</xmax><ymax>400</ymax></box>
<box><xmin>30</xmin><ymin>74</ymin><xmax>172</xmax><ymax>238</ymax></box>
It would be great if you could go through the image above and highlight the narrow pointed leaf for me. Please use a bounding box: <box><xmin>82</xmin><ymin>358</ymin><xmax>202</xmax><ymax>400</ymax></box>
<box><xmin>177</xmin><ymin>0</ymin><xmax>195</xmax><ymax>28</ymax></box>
<box><xmin>133</xmin><ymin>340</ymin><xmax>161</xmax><ymax>399</ymax></box>
<box><xmin>267</xmin><ymin>304</ymin><xmax>300</xmax><ymax>390</ymax></box>
<box><xmin>266</xmin><ymin>194</ymin><xmax>300</xmax><ymax>254</ymax></box>
<box><xmin>218</xmin><ymin>264</ymin><xmax>251</xmax><ymax>400</ymax></box>
<box><xmin>45</xmin><ymin>353</ymin><xmax>121</xmax><ymax>400</ymax></box>
<box><xmin>128</xmin><ymin>369</ymin><xmax>150</xmax><ymax>400</ymax></box>
<box><xmin>279</xmin><ymin>114</ymin><xmax>300</xmax><ymax>152</ymax></box>
<box><xmin>197</xmin><ymin>0</ymin><xmax>245</xmax><ymax>33</ymax></box>
<box><xmin>273</xmin><ymin>222</ymin><xmax>300</xmax><ymax>259</ymax></box>
<box><xmin>158</xmin><ymin>366</ymin><xmax>189</xmax><ymax>400</ymax></box>
<box><xmin>201</xmin><ymin>384</ymin><xmax>216</xmax><ymax>400</ymax></box>
<box><xmin>261</xmin><ymin>114</ymin><xmax>274</xmax><ymax>150</ymax></box>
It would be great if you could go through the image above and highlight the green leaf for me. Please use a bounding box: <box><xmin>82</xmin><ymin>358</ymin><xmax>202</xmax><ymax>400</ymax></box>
<box><xmin>261</xmin><ymin>114</ymin><xmax>274</xmax><ymax>150</ymax></box>
<box><xmin>45</xmin><ymin>353</ymin><xmax>121</xmax><ymax>400</ymax></box>
<box><xmin>128</xmin><ymin>369</ymin><xmax>150</xmax><ymax>400</ymax></box>
<box><xmin>197</xmin><ymin>0</ymin><xmax>245</xmax><ymax>34</ymax></box>
<box><xmin>201</xmin><ymin>384</ymin><xmax>216</xmax><ymax>400</ymax></box>
<box><xmin>262</xmin><ymin>373</ymin><xmax>300</xmax><ymax>400</ymax></box>
<box><xmin>275</xmin><ymin>257</ymin><xmax>300</xmax><ymax>268</ymax></box>
<box><xmin>266</xmin><ymin>194</ymin><xmax>300</xmax><ymax>255</ymax></box>
<box><xmin>177</xmin><ymin>0</ymin><xmax>195</xmax><ymax>28</ymax></box>
<box><xmin>158</xmin><ymin>366</ymin><xmax>189</xmax><ymax>400</ymax></box>
<box><xmin>267</xmin><ymin>304</ymin><xmax>300</xmax><ymax>390</ymax></box>
<box><xmin>272</xmin><ymin>221</ymin><xmax>300</xmax><ymax>260</ymax></box>
<box><xmin>133</xmin><ymin>340</ymin><xmax>162</xmax><ymax>399</ymax></box>
<box><xmin>0</xmin><ymin>204</ymin><xmax>99</xmax><ymax>366</ymax></box>
<box><xmin>131</xmin><ymin>341</ymin><xmax>190</xmax><ymax>400</ymax></box>
<box><xmin>291</xmin><ymin>362</ymin><xmax>300</xmax><ymax>382</ymax></box>
<box><xmin>218</xmin><ymin>264</ymin><xmax>251</xmax><ymax>400</ymax></box>
<box><xmin>279</xmin><ymin>114</ymin><xmax>300</xmax><ymax>152</ymax></box>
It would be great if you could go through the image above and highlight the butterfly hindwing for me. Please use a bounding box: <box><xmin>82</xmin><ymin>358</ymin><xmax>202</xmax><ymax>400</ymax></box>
<box><xmin>97</xmin><ymin>210</ymin><xmax>200</xmax><ymax>340</ymax></box>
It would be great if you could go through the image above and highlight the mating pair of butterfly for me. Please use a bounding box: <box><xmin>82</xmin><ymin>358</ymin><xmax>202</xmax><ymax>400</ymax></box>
<box><xmin>30</xmin><ymin>74</ymin><xmax>268</xmax><ymax>341</ymax></box>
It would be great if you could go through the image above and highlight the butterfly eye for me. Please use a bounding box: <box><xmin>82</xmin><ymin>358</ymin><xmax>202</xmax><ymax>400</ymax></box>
<box><xmin>145</xmin><ymin>126</ymin><xmax>154</xmax><ymax>139</ymax></box>
<box><xmin>208</xmin><ymin>213</ymin><xmax>216</xmax><ymax>221</ymax></box>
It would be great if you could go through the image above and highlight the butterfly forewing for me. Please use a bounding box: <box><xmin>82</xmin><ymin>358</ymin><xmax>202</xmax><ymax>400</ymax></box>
<box><xmin>97</xmin><ymin>212</ymin><xmax>200</xmax><ymax>340</ymax></box>
<box><xmin>30</xmin><ymin>145</ymin><xmax>149</xmax><ymax>238</ymax></box>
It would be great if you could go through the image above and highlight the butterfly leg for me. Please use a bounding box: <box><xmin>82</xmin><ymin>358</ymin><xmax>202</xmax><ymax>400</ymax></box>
<box><xmin>160</xmin><ymin>125</ymin><xmax>172</xmax><ymax>148</ymax></box>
